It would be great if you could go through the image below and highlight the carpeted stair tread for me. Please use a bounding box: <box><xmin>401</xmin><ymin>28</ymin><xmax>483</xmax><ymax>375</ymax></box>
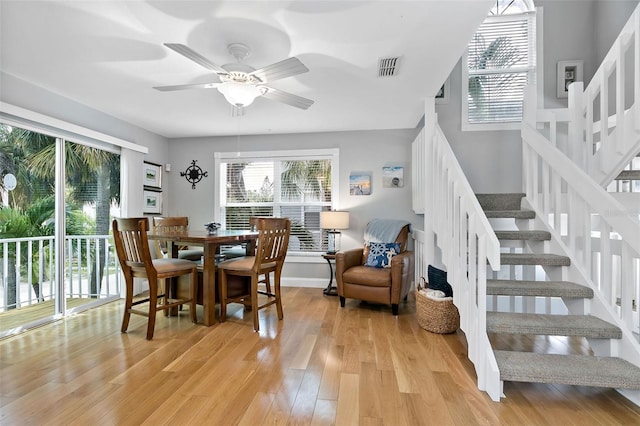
<box><xmin>494</xmin><ymin>230</ymin><xmax>551</xmax><ymax>241</ymax></box>
<box><xmin>500</xmin><ymin>253</ymin><xmax>570</xmax><ymax>266</ymax></box>
<box><xmin>494</xmin><ymin>351</ymin><xmax>640</xmax><ymax>389</ymax></box>
<box><xmin>487</xmin><ymin>312</ymin><xmax>621</xmax><ymax>338</ymax></box>
<box><xmin>476</xmin><ymin>193</ymin><xmax>526</xmax><ymax>211</ymax></box>
<box><xmin>485</xmin><ymin>210</ymin><xmax>536</xmax><ymax>219</ymax></box>
<box><xmin>487</xmin><ymin>280</ymin><xmax>594</xmax><ymax>298</ymax></box>
<box><xmin>615</xmin><ymin>170</ymin><xmax>640</xmax><ymax>180</ymax></box>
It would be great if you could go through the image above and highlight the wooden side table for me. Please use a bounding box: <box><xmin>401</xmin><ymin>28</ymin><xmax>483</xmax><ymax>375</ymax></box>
<box><xmin>322</xmin><ymin>253</ymin><xmax>338</xmax><ymax>296</ymax></box>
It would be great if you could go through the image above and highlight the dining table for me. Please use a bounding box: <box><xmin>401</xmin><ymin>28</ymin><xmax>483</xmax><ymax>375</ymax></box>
<box><xmin>147</xmin><ymin>229</ymin><xmax>258</xmax><ymax>326</ymax></box>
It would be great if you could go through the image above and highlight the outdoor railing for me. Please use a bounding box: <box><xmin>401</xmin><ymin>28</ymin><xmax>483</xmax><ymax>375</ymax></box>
<box><xmin>1</xmin><ymin>234</ymin><xmax>121</xmax><ymax>311</ymax></box>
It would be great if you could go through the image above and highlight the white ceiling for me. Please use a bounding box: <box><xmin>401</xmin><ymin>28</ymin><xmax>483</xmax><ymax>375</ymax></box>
<box><xmin>0</xmin><ymin>1</ymin><xmax>492</xmax><ymax>138</ymax></box>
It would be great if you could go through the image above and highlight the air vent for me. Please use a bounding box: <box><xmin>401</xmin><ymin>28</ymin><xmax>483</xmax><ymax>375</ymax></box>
<box><xmin>378</xmin><ymin>56</ymin><xmax>401</xmax><ymax>77</ymax></box>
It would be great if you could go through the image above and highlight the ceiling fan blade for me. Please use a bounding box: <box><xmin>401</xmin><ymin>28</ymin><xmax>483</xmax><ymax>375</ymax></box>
<box><xmin>249</xmin><ymin>57</ymin><xmax>309</xmax><ymax>83</ymax></box>
<box><xmin>164</xmin><ymin>43</ymin><xmax>228</xmax><ymax>75</ymax></box>
<box><xmin>261</xmin><ymin>87</ymin><xmax>314</xmax><ymax>110</ymax></box>
<box><xmin>153</xmin><ymin>82</ymin><xmax>221</xmax><ymax>92</ymax></box>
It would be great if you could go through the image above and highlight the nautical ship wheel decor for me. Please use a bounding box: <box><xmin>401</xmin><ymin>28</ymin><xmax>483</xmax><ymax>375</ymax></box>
<box><xmin>181</xmin><ymin>160</ymin><xmax>208</xmax><ymax>189</ymax></box>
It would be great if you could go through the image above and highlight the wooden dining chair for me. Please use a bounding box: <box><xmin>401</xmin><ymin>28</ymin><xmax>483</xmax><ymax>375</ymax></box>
<box><xmin>218</xmin><ymin>217</ymin><xmax>291</xmax><ymax>332</ymax></box>
<box><xmin>113</xmin><ymin>217</ymin><xmax>198</xmax><ymax>340</ymax></box>
<box><xmin>152</xmin><ymin>216</ymin><xmax>204</xmax><ymax>261</ymax></box>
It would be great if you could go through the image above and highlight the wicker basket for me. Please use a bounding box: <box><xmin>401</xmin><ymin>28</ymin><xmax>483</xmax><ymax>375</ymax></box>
<box><xmin>415</xmin><ymin>277</ymin><xmax>460</xmax><ymax>334</ymax></box>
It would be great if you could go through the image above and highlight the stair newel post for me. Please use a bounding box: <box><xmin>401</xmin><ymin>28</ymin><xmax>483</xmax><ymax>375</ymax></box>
<box><xmin>600</xmin><ymin>71</ymin><xmax>610</xmax><ymax>172</ymax></box>
<box><xmin>615</xmin><ymin>41</ymin><xmax>625</xmax><ymax>156</ymax></box>
<box><xmin>619</xmin><ymin>243</ymin><xmax>634</xmax><ymax>329</ymax></box>
<box><xmin>522</xmin><ymin>84</ymin><xmax>536</xmax><ymax>200</ymax></box>
<box><xmin>635</xmin><ymin>10</ymin><xmax>640</xmax><ymax>132</ymax></box>
<box><xmin>567</xmin><ymin>82</ymin><xmax>585</xmax><ymax>170</ymax></box>
<box><xmin>467</xmin><ymin>211</ymin><xmax>477</xmax><ymax>334</ymax></box>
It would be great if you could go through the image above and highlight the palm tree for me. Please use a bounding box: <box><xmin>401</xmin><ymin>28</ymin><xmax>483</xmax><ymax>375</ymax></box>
<box><xmin>281</xmin><ymin>160</ymin><xmax>331</xmax><ymax>202</ymax></box>
<box><xmin>468</xmin><ymin>34</ymin><xmax>523</xmax><ymax>117</ymax></box>
<box><xmin>29</xmin><ymin>140</ymin><xmax>120</xmax><ymax>297</ymax></box>
<box><xmin>1</xmin><ymin>125</ymin><xmax>119</xmax><ymax>300</ymax></box>
<box><xmin>0</xmin><ymin>126</ymin><xmax>54</xmax><ymax>209</ymax></box>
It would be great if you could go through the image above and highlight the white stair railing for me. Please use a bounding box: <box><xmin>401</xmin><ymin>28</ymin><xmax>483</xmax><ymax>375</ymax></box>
<box><xmin>523</xmin><ymin>85</ymin><xmax>640</xmax><ymax>369</ymax></box>
<box><xmin>420</xmin><ymin>109</ymin><xmax>502</xmax><ymax>401</ymax></box>
<box><xmin>564</xmin><ymin>3</ymin><xmax>640</xmax><ymax>185</ymax></box>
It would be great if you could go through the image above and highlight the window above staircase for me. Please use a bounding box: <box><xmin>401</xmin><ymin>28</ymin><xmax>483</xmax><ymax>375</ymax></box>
<box><xmin>462</xmin><ymin>0</ymin><xmax>538</xmax><ymax>131</ymax></box>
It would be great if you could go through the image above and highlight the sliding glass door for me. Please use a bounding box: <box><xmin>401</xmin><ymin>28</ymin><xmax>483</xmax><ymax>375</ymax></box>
<box><xmin>63</xmin><ymin>140</ymin><xmax>121</xmax><ymax>313</ymax></box>
<box><xmin>0</xmin><ymin>124</ymin><xmax>57</xmax><ymax>333</ymax></box>
<box><xmin>0</xmin><ymin>124</ymin><xmax>121</xmax><ymax>336</ymax></box>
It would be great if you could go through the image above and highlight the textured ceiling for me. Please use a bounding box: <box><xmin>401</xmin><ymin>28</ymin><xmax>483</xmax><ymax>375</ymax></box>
<box><xmin>0</xmin><ymin>1</ymin><xmax>493</xmax><ymax>138</ymax></box>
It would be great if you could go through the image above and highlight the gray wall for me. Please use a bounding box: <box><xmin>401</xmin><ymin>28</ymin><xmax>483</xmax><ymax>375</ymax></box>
<box><xmin>165</xmin><ymin>129</ymin><xmax>422</xmax><ymax>283</ymax></box>
<box><xmin>2</xmin><ymin>0</ymin><xmax>636</xmax><ymax>285</ymax></box>
<box><xmin>0</xmin><ymin>73</ymin><xmax>170</xmax><ymax>164</ymax></box>
<box><xmin>0</xmin><ymin>72</ymin><xmax>171</xmax><ymax>217</ymax></box>
<box><xmin>436</xmin><ymin>0</ymin><xmax>638</xmax><ymax>193</ymax></box>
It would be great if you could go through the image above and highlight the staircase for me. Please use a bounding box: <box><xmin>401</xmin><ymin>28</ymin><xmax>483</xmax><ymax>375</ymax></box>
<box><xmin>477</xmin><ymin>193</ymin><xmax>640</xmax><ymax>391</ymax></box>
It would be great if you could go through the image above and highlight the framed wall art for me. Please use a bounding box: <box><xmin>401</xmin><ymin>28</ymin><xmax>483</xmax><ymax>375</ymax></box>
<box><xmin>143</xmin><ymin>190</ymin><xmax>162</xmax><ymax>214</ymax></box>
<box><xmin>143</xmin><ymin>161</ymin><xmax>162</xmax><ymax>189</ymax></box>
<box><xmin>382</xmin><ymin>166</ymin><xmax>404</xmax><ymax>188</ymax></box>
<box><xmin>349</xmin><ymin>174</ymin><xmax>371</xmax><ymax>196</ymax></box>
<box><xmin>557</xmin><ymin>60</ymin><xmax>583</xmax><ymax>98</ymax></box>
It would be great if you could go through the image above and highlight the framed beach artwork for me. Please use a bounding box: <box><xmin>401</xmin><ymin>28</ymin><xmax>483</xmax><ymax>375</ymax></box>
<box><xmin>349</xmin><ymin>174</ymin><xmax>371</xmax><ymax>195</ymax></box>
<box><xmin>143</xmin><ymin>161</ymin><xmax>162</xmax><ymax>189</ymax></box>
<box><xmin>143</xmin><ymin>190</ymin><xmax>162</xmax><ymax>214</ymax></box>
<box><xmin>382</xmin><ymin>166</ymin><xmax>404</xmax><ymax>188</ymax></box>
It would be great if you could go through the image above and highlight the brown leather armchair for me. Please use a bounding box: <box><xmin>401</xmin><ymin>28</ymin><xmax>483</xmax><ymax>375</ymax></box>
<box><xmin>336</xmin><ymin>221</ymin><xmax>414</xmax><ymax>315</ymax></box>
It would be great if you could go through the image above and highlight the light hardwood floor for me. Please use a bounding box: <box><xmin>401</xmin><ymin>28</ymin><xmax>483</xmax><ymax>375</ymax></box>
<box><xmin>1</xmin><ymin>287</ymin><xmax>639</xmax><ymax>425</ymax></box>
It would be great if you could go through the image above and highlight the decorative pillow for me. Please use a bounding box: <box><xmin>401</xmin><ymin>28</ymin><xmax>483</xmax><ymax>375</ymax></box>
<box><xmin>428</xmin><ymin>265</ymin><xmax>453</xmax><ymax>297</ymax></box>
<box><xmin>365</xmin><ymin>242</ymin><xmax>401</xmax><ymax>268</ymax></box>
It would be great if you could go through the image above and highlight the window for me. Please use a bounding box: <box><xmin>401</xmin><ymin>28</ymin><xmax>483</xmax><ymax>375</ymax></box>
<box><xmin>462</xmin><ymin>0</ymin><xmax>537</xmax><ymax>130</ymax></box>
<box><xmin>215</xmin><ymin>149</ymin><xmax>339</xmax><ymax>254</ymax></box>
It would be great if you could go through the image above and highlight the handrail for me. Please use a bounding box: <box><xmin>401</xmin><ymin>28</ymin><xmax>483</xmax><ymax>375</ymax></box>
<box><xmin>522</xmin><ymin>121</ymin><xmax>640</xmax><ymax>254</ymax></box>
<box><xmin>574</xmin><ymin>4</ymin><xmax>639</xmax><ymax>184</ymax></box>
<box><xmin>523</xmin><ymin>84</ymin><xmax>640</xmax><ymax>352</ymax></box>
<box><xmin>424</xmin><ymin>115</ymin><xmax>502</xmax><ymax>401</ymax></box>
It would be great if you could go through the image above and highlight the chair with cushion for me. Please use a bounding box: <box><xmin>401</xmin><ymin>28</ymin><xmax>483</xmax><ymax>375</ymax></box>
<box><xmin>113</xmin><ymin>217</ymin><xmax>198</xmax><ymax>340</ymax></box>
<box><xmin>336</xmin><ymin>219</ymin><xmax>414</xmax><ymax>315</ymax></box>
<box><xmin>217</xmin><ymin>217</ymin><xmax>291</xmax><ymax>332</ymax></box>
<box><xmin>152</xmin><ymin>216</ymin><xmax>204</xmax><ymax>261</ymax></box>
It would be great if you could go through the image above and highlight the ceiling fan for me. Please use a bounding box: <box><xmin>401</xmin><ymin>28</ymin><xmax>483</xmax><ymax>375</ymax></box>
<box><xmin>154</xmin><ymin>43</ymin><xmax>314</xmax><ymax>110</ymax></box>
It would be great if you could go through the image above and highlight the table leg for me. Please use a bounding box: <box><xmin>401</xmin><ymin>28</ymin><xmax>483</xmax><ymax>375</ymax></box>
<box><xmin>168</xmin><ymin>241</ymin><xmax>180</xmax><ymax>316</ymax></box>
<box><xmin>323</xmin><ymin>257</ymin><xmax>338</xmax><ymax>296</ymax></box>
<box><xmin>202</xmin><ymin>243</ymin><xmax>218</xmax><ymax>326</ymax></box>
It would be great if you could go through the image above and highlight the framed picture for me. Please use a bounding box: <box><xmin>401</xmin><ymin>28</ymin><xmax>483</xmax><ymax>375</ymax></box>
<box><xmin>349</xmin><ymin>174</ymin><xmax>371</xmax><ymax>196</ymax></box>
<box><xmin>382</xmin><ymin>166</ymin><xmax>404</xmax><ymax>188</ymax></box>
<box><xmin>557</xmin><ymin>60</ymin><xmax>583</xmax><ymax>98</ymax></box>
<box><xmin>435</xmin><ymin>77</ymin><xmax>450</xmax><ymax>104</ymax></box>
<box><xmin>143</xmin><ymin>190</ymin><xmax>162</xmax><ymax>214</ymax></box>
<box><xmin>143</xmin><ymin>161</ymin><xmax>162</xmax><ymax>189</ymax></box>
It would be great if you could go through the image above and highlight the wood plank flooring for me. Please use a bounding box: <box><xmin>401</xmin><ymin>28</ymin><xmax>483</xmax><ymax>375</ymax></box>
<box><xmin>0</xmin><ymin>298</ymin><xmax>94</xmax><ymax>331</ymax></box>
<box><xmin>1</xmin><ymin>287</ymin><xmax>639</xmax><ymax>425</ymax></box>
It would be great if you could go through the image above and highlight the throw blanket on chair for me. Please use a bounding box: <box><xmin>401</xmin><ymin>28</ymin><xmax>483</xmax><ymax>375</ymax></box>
<box><xmin>364</xmin><ymin>219</ymin><xmax>411</xmax><ymax>244</ymax></box>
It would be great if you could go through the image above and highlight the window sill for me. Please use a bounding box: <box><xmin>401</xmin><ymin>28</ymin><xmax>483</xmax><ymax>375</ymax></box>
<box><xmin>461</xmin><ymin>121</ymin><xmax>522</xmax><ymax>132</ymax></box>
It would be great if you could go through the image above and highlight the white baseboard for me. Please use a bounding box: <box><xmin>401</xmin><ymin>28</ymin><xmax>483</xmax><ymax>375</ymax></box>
<box><xmin>281</xmin><ymin>277</ymin><xmax>327</xmax><ymax>288</ymax></box>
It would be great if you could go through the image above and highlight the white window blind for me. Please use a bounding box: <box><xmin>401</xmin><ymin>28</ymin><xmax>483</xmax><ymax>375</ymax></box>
<box><xmin>465</xmin><ymin>8</ymin><xmax>536</xmax><ymax>126</ymax></box>
<box><xmin>217</xmin><ymin>149</ymin><xmax>338</xmax><ymax>253</ymax></box>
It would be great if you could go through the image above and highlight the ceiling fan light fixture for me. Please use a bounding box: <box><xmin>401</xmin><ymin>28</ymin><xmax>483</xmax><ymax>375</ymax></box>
<box><xmin>217</xmin><ymin>81</ymin><xmax>262</xmax><ymax>107</ymax></box>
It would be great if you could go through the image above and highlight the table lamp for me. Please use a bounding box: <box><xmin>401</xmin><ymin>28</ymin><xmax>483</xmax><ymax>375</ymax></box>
<box><xmin>320</xmin><ymin>210</ymin><xmax>350</xmax><ymax>254</ymax></box>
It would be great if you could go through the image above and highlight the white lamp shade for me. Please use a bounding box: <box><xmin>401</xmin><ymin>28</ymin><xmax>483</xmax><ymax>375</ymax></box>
<box><xmin>217</xmin><ymin>81</ymin><xmax>262</xmax><ymax>107</ymax></box>
<box><xmin>320</xmin><ymin>211</ymin><xmax>350</xmax><ymax>230</ymax></box>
